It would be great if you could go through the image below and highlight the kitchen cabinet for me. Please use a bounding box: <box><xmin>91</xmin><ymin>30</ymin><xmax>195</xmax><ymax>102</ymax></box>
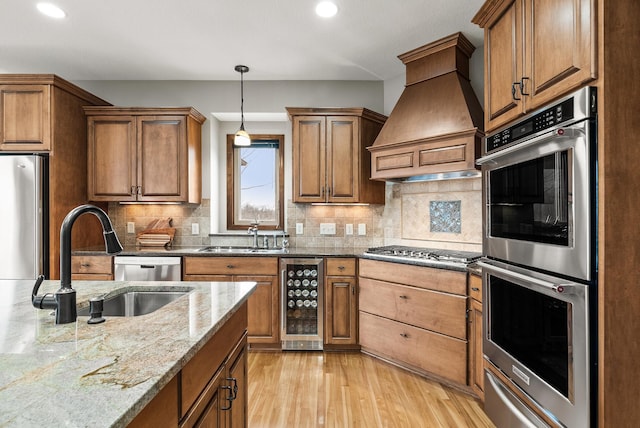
<box><xmin>182</xmin><ymin>257</ymin><xmax>280</xmax><ymax>349</ymax></box>
<box><xmin>0</xmin><ymin>84</ymin><xmax>51</xmax><ymax>151</ymax></box>
<box><xmin>0</xmin><ymin>75</ymin><xmax>111</xmax><ymax>280</ymax></box>
<box><xmin>324</xmin><ymin>258</ymin><xmax>359</xmax><ymax>349</ymax></box>
<box><xmin>71</xmin><ymin>255</ymin><xmax>113</xmax><ymax>280</ymax></box>
<box><xmin>84</xmin><ymin>107</ymin><xmax>205</xmax><ymax>203</ymax></box>
<box><xmin>473</xmin><ymin>0</ymin><xmax>596</xmax><ymax>132</ymax></box>
<box><xmin>358</xmin><ymin>259</ymin><xmax>468</xmax><ymax>386</ymax></box>
<box><xmin>286</xmin><ymin>108</ymin><xmax>386</xmax><ymax>204</ymax></box>
<box><xmin>130</xmin><ymin>302</ymin><xmax>248</xmax><ymax>428</ymax></box>
<box><xmin>467</xmin><ymin>272</ymin><xmax>484</xmax><ymax>400</ymax></box>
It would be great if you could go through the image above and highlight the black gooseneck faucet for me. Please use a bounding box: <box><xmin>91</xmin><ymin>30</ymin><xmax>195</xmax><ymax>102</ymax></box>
<box><xmin>32</xmin><ymin>204</ymin><xmax>123</xmax><ymax>324</ymax></box>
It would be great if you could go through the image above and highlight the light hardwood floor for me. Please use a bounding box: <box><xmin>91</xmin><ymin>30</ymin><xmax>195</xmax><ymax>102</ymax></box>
<box><xmin>247</xmin><ymin>351</ymin><xmax>495</xmax><ymax>427</ymax></box>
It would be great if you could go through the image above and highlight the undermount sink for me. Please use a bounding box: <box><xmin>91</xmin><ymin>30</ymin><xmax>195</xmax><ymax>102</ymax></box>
<box><xmin>77</xmin><ymin>289</ymin><xmax>193</xmax><ymax>317</ymax></box>
<box><xmin>197</xmin><ymin>246</ymin><xmax>287</xmax><ymax>254</ymax></box>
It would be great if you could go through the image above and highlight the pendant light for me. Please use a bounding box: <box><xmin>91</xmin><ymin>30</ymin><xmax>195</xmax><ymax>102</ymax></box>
<box><xmin>234</xmin><ymin>65</ymin><xmax>251</xmax><ymax>147</ymax></box>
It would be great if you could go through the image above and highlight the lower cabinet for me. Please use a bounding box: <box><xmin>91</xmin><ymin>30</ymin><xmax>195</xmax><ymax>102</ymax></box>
<box><xmin>182</xmin><ymin>257</ymin><xmax>280</xmax><ymax>349</ymax></box>
<box><xmin>128</xmin><ymin>303</ymin><xmax>248</xmax><ymax>428</ymax></box>
<box><xmin>358</xmin><ymin>259</ymin><xmax>468</xmax><ymax>386</ymax></box>
<box><xmin>324</xmin><ymin>258</ymin><xmax>359</xmax><ymax>349</ymax></box>
<box><xmin>468</xmin><ymin>272</ymin><xmax>484</xmax><ymax>399</ymax></box>
<box><xmin>71</xmin><ymin>255</ymin><xmax>114</xmax><ymax>280</ymax></box>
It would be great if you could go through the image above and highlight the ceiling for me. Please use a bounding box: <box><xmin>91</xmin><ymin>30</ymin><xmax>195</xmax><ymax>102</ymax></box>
<box><xmin>2</xmin><ymin>0</ymin><xmax>485</xmax><ymax>81</ymax></box>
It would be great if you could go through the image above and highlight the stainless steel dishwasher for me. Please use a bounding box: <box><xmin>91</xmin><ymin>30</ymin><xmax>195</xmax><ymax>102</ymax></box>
<box><xmin>114</xmin><ymin>256</ymin><xmax>181</xmax><ymax>281</ymax></box>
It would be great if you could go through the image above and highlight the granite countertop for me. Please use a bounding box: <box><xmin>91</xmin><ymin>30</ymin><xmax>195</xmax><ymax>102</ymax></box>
<box><xmin>74</xmin><ymin>245</ymin><xmax>369</xmax><ymax>258</ymax></box>
<box><xmin>0</xmin><ymin>279</ymin><xmax>256</xmax><ymax>427</ymax></box>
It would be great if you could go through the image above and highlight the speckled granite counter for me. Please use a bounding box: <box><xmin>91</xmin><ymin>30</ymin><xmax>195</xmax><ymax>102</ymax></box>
<box><xmin>0</xmin><ymin>279</ymin><xmax>256</xmax><ymax>427</ymax></box>
<box><xmin>73</xmin><ymin>245</ymin><xmax>369</xmax><ymax>258</ymax></box>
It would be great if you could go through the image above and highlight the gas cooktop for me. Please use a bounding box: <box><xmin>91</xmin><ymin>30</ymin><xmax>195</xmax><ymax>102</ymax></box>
<box><xmin>362</xmin><ymin>245</ymin><xmax>481</xmax><ymax>269</ymax></box>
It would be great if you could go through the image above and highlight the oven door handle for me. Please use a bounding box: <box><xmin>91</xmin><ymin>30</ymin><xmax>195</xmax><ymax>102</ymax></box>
<box><xmin>477</xmin><ymin>260</ymin><xmax>575</xmax><ymax>295</ymax></box>
<box><xmin>477</xmin><ymin>126</ymin><xmax>585</xmax><ymax>165</ymax></box>
<box><xmin>485</xmin><ymin>371</ymin><xmax>551</xmax><ymax>428</ymax></box>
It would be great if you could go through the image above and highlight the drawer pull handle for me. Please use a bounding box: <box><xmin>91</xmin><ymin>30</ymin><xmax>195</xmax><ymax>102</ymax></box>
<box><xmin>227</xmin><ymin>264</ymin><xmax>235</xmax><ymax>269</ymax></box>
<box><xmin>400</xmin><ymin>333</ymin><xmax>409</xmax><ymax>339</ymax></box>
<box><xmin>338</xmin><ymin>266</ymin><xmax>345</xmax><ymax>271</ymax></box>
<box><xmin>80</xmin><ymin>263</ymin><xmax>91</xmax><ymax>268</ymax></box>
<box><xmin>471</xmin><ymin>287</ymin><xmax>480</xmax><ymax>292</ymax></box>
<box><xmin>221</xmin><ymin>377</ymin><xmax>238</xmax><ymax>410</ymax></box>
<box><xmin>398</xmin><ymin>295</ymin><xmax>408</xmax><ymax>299</ymax></box>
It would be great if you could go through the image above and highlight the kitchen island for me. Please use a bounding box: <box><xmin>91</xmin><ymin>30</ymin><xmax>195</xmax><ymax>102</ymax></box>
<box><xmin>0</xmin><ymin>279</ymin><xmax>256</xmax><ymax>427</ymax></box>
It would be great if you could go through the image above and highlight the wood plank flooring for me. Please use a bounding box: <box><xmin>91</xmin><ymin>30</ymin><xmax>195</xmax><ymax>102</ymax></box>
<box><xmin>247</xmin><ymin>351</ymin><xmax>495</xmax><ymax>427</ymax></box>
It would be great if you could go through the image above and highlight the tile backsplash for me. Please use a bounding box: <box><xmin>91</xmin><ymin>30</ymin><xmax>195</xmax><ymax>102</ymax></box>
<box><xmin>108</xmin><ymin>200</ymin><xmax>211</xmax><ymax>247</ymax></box>
<box><xmin>107</xmin><ymin>177</ymin><xmax>481</xmax><ymax>252</ymax></box>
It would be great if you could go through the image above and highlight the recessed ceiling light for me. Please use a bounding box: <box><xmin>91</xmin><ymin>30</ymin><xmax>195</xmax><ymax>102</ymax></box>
<box><xmin>315</xmin><ymin>1</ymin><xmax>338</xmax><ymax>18</ymax></box>
<box><xmin>37</xmin><ymin>2</ymin><xmax>66</xmax><ymax>19</ymax></box>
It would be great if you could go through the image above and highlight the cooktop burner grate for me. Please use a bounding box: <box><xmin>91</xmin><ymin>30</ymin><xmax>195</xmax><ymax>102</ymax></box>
<box><xmin>363</xmin><ymin>245</ymin><xmax>481</xmax><ymax>267</ymax></box>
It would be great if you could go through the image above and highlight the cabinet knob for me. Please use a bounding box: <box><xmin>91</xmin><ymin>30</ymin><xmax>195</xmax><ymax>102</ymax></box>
<box><xmin>471</xmin><ymin>287</ymin><xmax>480</xmax><ymax>292</ymax></box>
<box><xmin>338</xmin><ymin>266</ymin><xmax>345</xmax><ymax>271</ymax></box>
<box><xmin>226</xmin><ymin>264</ymin><xmax>235</xmax><ymax>269</ymax></box>
<box><xmin>130</xmin><ymin>186</ymin><xmax>136</xmax><ymax>196</ymax></box>
<box><xmin>400</xmin><ymin>333</ymin><xmax>409</xmax><ymax>339</ymax></box>
<box><xmin>398</xmin><ymin>295</ymin><xmax>408</xmax><ymax>300</ymax></box>
<box><xmin>80</xmin><ymin>263</ymin><xmax>91</xmax><ymax>268</ymax></box>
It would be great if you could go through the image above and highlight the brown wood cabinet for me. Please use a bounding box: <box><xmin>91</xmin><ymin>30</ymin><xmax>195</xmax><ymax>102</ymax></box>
<box><xmin>0</xmin><ymin>75</ymin><xmax>110</xmax><ymax>280</ymax></box>
<box><xmin>358</xmin><ymin>259</ymin><xmax>468</xmax><ymax>386</ymax></box>
<box><xmin>71</xmin><ymin>255</ymin><xmax>113</xmax><ymax>280</ymax></box>
<box><xmin>84</xmin><ymin>107</ymin><xmax>205</xmax><ymax>203</ymax></box>
<box><xmin>182</xmin><ymin>257</ymin><xmax>280</xmax><ymax>349</ymax></box>
<box><xmin>324</xmin><ymin>258</ymin><xmax>358</xmax><ymax>349</ymax></box>
<box><xmin>473</xmin><ymin>0</ymin><xmax>597</xmax><ymax>132</ymax></box>
<box><xmin>130</xmin><ymin>303</ymin><xmax>248</xmax><ymax>428</ymax></box>
<box><xmin>286</xmin><ymin>108</ymin><xmax>386</xmax><ymax>204</ymax></box>
<box><xmin>467</xmin><ymin>273</ymin><xmax>484</xmax><ymax>400</ymax></box>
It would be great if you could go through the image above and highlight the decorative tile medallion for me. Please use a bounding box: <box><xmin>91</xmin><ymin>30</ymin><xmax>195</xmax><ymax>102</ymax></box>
<box><xmin>430</xmin><ymin>200</ymin><xmax>461</xmax><ymax>233</ymax></box>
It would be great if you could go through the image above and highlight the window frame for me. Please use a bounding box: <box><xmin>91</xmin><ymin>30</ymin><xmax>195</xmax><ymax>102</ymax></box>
<box><xmin>226</xmin><ymin>134</ymin><xmax>285</xmax><ymax>231</ymax></box>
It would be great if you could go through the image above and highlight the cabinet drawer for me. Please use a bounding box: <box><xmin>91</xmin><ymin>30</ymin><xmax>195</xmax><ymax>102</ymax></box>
<box><xmin>183</xmin><ymin>256</ymin><xmax>278</xmax><ymax>276</ymax></box>
<box><xmin>359</xmin><ymin>311</ymin><xmax>467</xmax><ymax>385</ymax></box>
<box><xmin>326</xmin><ymin>257</ymin><xmax>356</xmax><ymax>276</ymax></box>
<box><xmin>71</xmin><ymin>255</ymin><xmax>113</xmax><ymax>275</ymax></box>
<box><xmin>359</xmin><ymin>277</ymin><xmax>467</xmax><ymax>340</ymax></box>
<box><xmin>359</xmin><ymin>259</ymin><xmax>467</xmax><ymax>295</ymax></box>
<box><xmin>469</xmin><ymin>273</ymin><xmax>482</xmax><ymax>303</ymax></box>
<box><xmin>181</xmin><ymin>303</ymin><xmax>247</xmax><ymax>418</ymax></box>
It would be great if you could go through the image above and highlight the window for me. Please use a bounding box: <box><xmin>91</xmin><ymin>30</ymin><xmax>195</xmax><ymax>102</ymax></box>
<box><xmin>226</xmin><ymin>134</ymin><xmax>284</xmax><ymax>230</ymax></box>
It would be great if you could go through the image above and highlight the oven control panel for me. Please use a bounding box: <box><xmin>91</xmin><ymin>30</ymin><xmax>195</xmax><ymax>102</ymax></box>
<box><xmin>487</xmin><ymin>98</ymin><xmax>575</xmax><ymax>152</ymax></box>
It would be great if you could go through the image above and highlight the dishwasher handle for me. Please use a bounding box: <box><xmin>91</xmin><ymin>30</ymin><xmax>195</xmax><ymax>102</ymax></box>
<box><xmin>140</xmin><ymin>265</ymin><xmax>157</xmax><ymax>269</ymax></box>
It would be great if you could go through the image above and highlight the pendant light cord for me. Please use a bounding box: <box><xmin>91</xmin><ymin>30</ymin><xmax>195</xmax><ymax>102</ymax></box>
<box><xmin>240</xmin><ymin>68</ymin><xmax>245</xmax><ymax>130</ymax></box>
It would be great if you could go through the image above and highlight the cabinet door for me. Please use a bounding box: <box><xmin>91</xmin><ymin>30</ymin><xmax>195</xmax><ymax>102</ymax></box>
<box><xmin>469</xmin><ymin>298</ymin><xmax>484</xmax><ymax>399</ymax></box>
<box><xmin>326</xmin><ymin>116</ymin><xmax>359</xmax><ymax>203</ymax></box>
<box><xmin>236</xmin><ymin>275</ymin><xmax>279</xmax><ymax>346</ymax></box>
<box><xmin>325</xmin><ymin>276</ymin><xmax>358</xmax><ymax>346</ymax></box>
<box><xmin>524</xmin><ymin>0</ymin><xmax>596</xmax><ymax>110</ymax></box>
<box><xmin>484</xmin><ymin>0</ymin><xmax>524</xmax><ymax>132</ymax></box>
<box><xmin>137</xmin><ymin>115</ymin><xmax>187</xmax><ymax>202</ymax></box>
<box><xmin>87</xmin><ymin>115</ymin><xmax>137</xmax><ymax>201</ymax></box>
<box><xmin>0</xmin><ymin>84</ymin><xmax>51</xmax><ymax>151</ymax></box>
<box><xmin>292</xmin><ymin>116</ymin><xmax>326</xmax><ymax>202</ymax></box>
<box><xmin>225</xmin><ymin>337</ymin><xmax>247</xmax><ymax>428</ymax></box>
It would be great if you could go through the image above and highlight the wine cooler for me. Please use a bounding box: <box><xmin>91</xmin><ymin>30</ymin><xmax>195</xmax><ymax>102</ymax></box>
<box><xmin>280</xmin><ymin>258</ymin><xmax>323</xmax><ymax>350</ymax></box>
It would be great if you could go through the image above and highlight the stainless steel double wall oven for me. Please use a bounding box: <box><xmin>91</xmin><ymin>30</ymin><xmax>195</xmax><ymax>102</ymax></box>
<box><xmin>477</xmin><ymin>87</ymin><xmax>598</xmax><ymax>428</ymax></box>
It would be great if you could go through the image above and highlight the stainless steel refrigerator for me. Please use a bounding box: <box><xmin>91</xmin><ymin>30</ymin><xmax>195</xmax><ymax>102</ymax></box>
<box><xmin>0</xmin><ymin>154</ymin><xmax>48</xmax><ymax>280</ymax></box>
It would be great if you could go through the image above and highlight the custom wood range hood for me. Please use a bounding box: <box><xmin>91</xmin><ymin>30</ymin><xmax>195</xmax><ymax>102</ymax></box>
<box><xmin>368</xmin><ymin>32</ymin><xmax>484</xmax><ymax>181</ymax></box>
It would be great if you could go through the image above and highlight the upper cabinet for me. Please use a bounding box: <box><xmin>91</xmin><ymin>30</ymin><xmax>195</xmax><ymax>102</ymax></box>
<box><xmin>286</xmin><ymin>107</ymin><xmax>386</xmax><ymax>204</ymax></box>
<box><xmin>84</xmin><ymin>107</ymin><xmax>205</xmax><ymax>204</ymax></box>
<box><xmin>473</xmin><ymin>0</ymin><xmax>597</xmax><ymax>132</ymax></box>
